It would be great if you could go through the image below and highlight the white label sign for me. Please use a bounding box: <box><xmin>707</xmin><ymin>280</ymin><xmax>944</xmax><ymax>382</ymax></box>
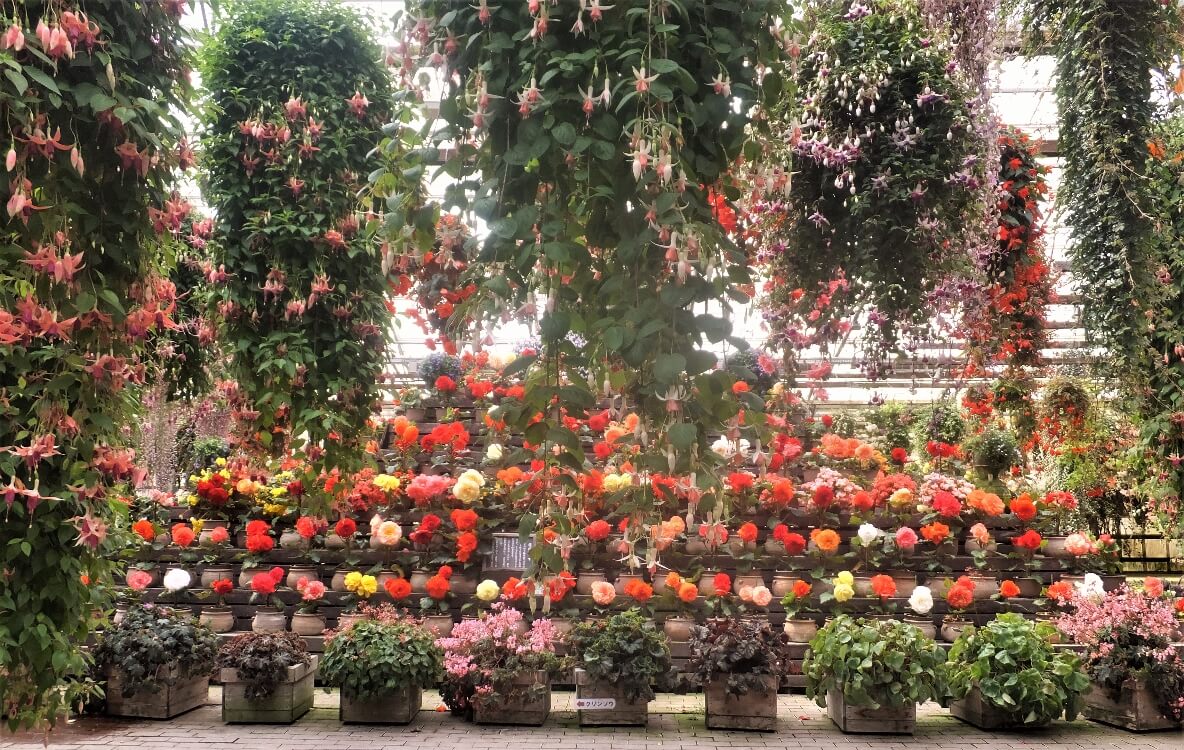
<box><xmin>575</xmin><ymin>698</ymin><xmax>617</xmax><ymax>710</ymax></box>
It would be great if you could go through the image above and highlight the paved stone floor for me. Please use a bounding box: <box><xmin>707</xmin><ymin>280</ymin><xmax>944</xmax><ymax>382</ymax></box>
<box><xmin>3</xmin><ymin>688</ymin><xmax>1181</xmax><ymax>750</ymax></box>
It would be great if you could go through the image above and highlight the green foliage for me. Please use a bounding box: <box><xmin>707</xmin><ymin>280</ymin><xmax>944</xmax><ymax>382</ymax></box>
<box><xmin>568</xmin><ymin>609</ymin><xmax>671</xmax><ymax>703</ymax></box>
<box><xmin>1024</xmin><ymin>0</ymin><xmax>1178</xmax><ymax>371</ymax></box>
<box><xmin>688</xmin><ymin>617</ymin><xmax>789</xmax><ymax>696</ymax></box>
<box><xmin>201</xmin><ymin>0</ymin><xmax>393</xmax><ymax>478</ymax></box>
<box><xmin>865</xmin><ymin>402</ymin><xmax>916</xmax><ymax>452</ymax></box>
<box><xmin>0</xmin><ymin>1</ymin><xmax>192</xmax><ymax>729</ymax></box>
<box><xmin>947</xmin><ymin>613</ymin><xmax>1089</xmax><ymax>725</ymax></box>
<box><xmin>965</xmin><ymin>428</ymin><xmax>1021</xmax><ymax>478</ymax></box>
<box><xmin>724</xmin><ymin>349</ymin><xmax>777</xmax><ymax>394</ymax></box>
<box><xmin>93</xmin><ymin>605</ymin><xmax>219</xmax><ymax>698</ymax></box>
<box><xmin>915</xmin><ymin>400</ymin><xmax>966</xmax><ymax>446</ymax></box>
<box><xmin>215</xmin><ymin>631</ymin><xmax>311</xmax><ymax>700</ymax></box>
<box><xmin>150</xmin><ymin>216</ymin><xmax>216</xmax><ymax>401</ymax></box>
<box><xmin>804</xmin><ymin>615</ymin><xmax>948</xmax><ymax>709</ymax></box>
<box><xmin>406</xmin><ymin>0</ymin><xmax>784</xmax><ymax>544</ymax></box>
<box><xmin>768</xmin><ymin>0</ymin><xmax>985</xmax><ymax>364</ymax></box>
<box><xmin>319</xmin><ymin>619</ymin><xmax>443</xmax><ymax>701</ymax></box>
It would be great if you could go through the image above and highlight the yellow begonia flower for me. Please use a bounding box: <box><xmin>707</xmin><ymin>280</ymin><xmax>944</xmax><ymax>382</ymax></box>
<box><xmin>476</xmin><ymin>579</ymin><xmax>500</xmax><ymax>602</ymax></box>
<box><xmin>835</xmin><ymin>570</ymin><xmax>854</xmax><ymax>586</ymax></box>
<box><xmin>191</xmin><ymin>518</ymin><xmax>204</xmax><ymax>533</ymax></box>
<box><xmin>218</xmin><ymin>469</ymin><xmax>231</xmax><ymax>479</ymax></box>
<box><xmin>833</xmin><ymin>583</ymin><xmax>855</xmax><ymax>603</ymax></box>
<box><xmin>373</xmin><ymin>474</ymin><xmax>401</xmax><ymax>493</ymax></box>
<box><xmin>262</xmin><ymin>502</ymin><xmax>287</xmax><ymax>516</ymax></box>
<box><xmin>270</xmin><ymin>486</ymin><xmax>287</xmax><ymax>498</ymax></box>
<box><xmin>215</xmin><ymin>457</ymin><xmax>227</xmax><ymax>467</ymax></box>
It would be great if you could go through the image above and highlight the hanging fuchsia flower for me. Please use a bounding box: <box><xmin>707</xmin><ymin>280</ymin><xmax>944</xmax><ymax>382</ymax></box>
<box><xmin>632</xmin><ymin>66</ymin><xmax>657</xmax><ymax>93</ymax></box>
<box><xmin>2</xmin><ymin>24</ymin><xmax>25</xmax><ymax>51</ymax></box>
<box><xmin>73</xmin><ymin>513</ymin><xmax>109</xmax><ymax>550</ymax></box>
<box><xmin>346</xmin><ymin>90</ymin><xmax>370</xmax><ymax>118</ymax></box>
<box><xmin>284</xmin><ymin>96</ymin><xmax>306</xmax><ymax>121</ymax></box>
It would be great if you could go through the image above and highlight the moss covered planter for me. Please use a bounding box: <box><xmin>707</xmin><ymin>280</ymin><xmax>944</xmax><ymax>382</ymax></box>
<box><xmin>704</xmin><ymin>674</ymin><xmax>779</xmax><ymax>731</ymax></box>
<box><xmin>949</xmin><ymin>686</ymin><xmax>1049</xmax><ymax>730</ymax></box>
<box><xmin>472</xmin><ymin>671</ymin><xmax>550</xmax><ymax>726</ymax></box>
<box><xmin>826</xmin><ymin>688</ymin><xmax>916</xmax><ymax>734</ymax></box>
<box><xmin>221</xmin><ymin>656</ymin><xmax>318</xmax><ymax>724</ymax></box>
<box><xmin>105</xmin><ymin>666</ymin><xmax>209</xmax><ymax>719</ymax></box>
<box><xmin>1083</xmin><ymin>678</ymin><xmax>1182</xmax><ymax>732</ymax></box>
<box><xmin>574</xmin><ymin>668</ymin><xmax>648</xmax><ymax>727</ymax></box>
<box><xmin>340</xmin><ymin>685</ymin><xmax>421</xmax><ymax>725</ymax></box>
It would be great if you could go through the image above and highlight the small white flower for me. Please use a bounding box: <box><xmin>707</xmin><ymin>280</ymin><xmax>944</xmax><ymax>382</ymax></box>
<box><xmin>857</xmin><ymin>523</ymin><xmax>882</xmax><ymax>546</ymax></box>
<box><xmin>1076</xmin><ymin>573</ymin><xmax>1105</xmax><ymax>599</ymax></box>
<box><xmin>710</xmin><ymin>436</ymin><xmax>735</xmax><ymax>459</ymax></box>
<box><xmin>485</xmin><ymin>443</ymin><xmax>504</xmax><ymax>462</ymax></box>
<box><xmin>908</xmin><ymin>585</ymin><xmax>934</xmax><ymax>615</ymax></box>
<box><xmin>162</xmin><ymin>568</ymin><xmax>191</xmax><ymax>593</ymax></box>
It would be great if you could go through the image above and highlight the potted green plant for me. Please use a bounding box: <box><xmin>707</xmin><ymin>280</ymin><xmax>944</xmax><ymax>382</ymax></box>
<box><xmin>947</xmin><ymin>613</ymin><xmax>1090</xmax><ymax>729</ymax></box>
<box><xmin>216</xmin><ymin>632</ymin><xmax>317</xmax><ymax>724</ymax></box>
<box><xmin>320</xmin><ymin>617</ymin><xmax>443</xmax><ymax>724</ymax></box>
<box><xmin>689</xmin><ymin>618</ymin><xmax>789</xmax><ymax>731</ymax></box>
<box><xmin>567</xmin><ymin>609</ymin><xmax>671</xmax><ymax>727</ymax></box>
<box><xmin>804</xmin><ymin>616</ymin><xmax>947</xmax><ymax>734</ymax></box>
<box><xmin>93</xmin><ymin>604</ymin><xmax>218</xmax><ymax>719</ymax></box>
<box><xmin>964</xmin><ymin>428</ymin><xmax>1021</xmax><ymax>483</ymax></box>
<box><xmin>437</xmin><ymin>604</ymin><xmax>560</xmax><ymax>725</ymax></box>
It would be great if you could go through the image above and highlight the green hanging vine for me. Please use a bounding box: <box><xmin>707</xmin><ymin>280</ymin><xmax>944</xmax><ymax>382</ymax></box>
<box><xmin>201</xmin><ymin>0</ymin><xmax>393</xmax><ymax>480</ymax></box>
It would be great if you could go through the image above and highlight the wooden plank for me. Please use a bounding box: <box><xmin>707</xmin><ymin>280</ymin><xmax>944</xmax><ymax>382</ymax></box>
<box><xmin>1083</xmin><ymin>680</ymin><xmax>1181</xmax><ymax>732</ymax></box>
<box><xmin>949</xmin><ymin>687</ymin><xmax>1049</xmax><ymax>730</ymax></box>
<box><xmin>704</xmin><ymin>675</ymin><xmax>779</xmax><ymax>731</ymax></box>
<box><xmin>826</xmin><ymin>687</ymin><xmax>916</xmax><ymax>734</ymax></box>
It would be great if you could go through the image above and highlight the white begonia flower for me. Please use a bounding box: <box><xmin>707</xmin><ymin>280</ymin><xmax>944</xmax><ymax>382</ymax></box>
<box><xmin>908</xmin><ymin>585</ymin><xmax>934</xmax><ymax>615</ymax></box>
<box><xmin>162</xmin><ymin>568</ymin><xmax>192</xmax><ymax>593</ymax></box>
<box><xmin>485</xmin><ymin>443</ymin><xmax>504</xmax><ymax>461</ymax></box>
<box><xmin>857</xmin><ymin>523</ymin><xmax>882</xmax><ymax>546</ymax></box>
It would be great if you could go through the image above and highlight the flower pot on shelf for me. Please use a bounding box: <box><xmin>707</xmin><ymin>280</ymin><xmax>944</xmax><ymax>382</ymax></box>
<box><xmin>1013</xmin><ymin>577</ymin><xmax>1042</xmax><ymax>598</ymax></box>
<box><xmin>704</xmin><ymin>674</ymin><xmax>778</xmax><ymax>731</ymax></box>
<box><xmin>890</xmin><ymin>572</ymin><xmax>917</xmax><ymax>598</ymax></box>
<box><xmin>949</xmin><ymin>686</ymin><xmax>1049</xmax><ymax>730</ymax></box>
<box><xmin>221</xmin><ymin>656</ymin><xmax>317</xmax><ymax>724</ymax></box>
<box><xmin>408</xmin><ymin>569</ymin><xmax>431</xmax><ymax>593</ymax></box>
<box><xmin>278</xmin><ymin>530</ymin><xmax>309</xmax><ymax>551</ymax></box>
<box><xmin>252</xmin><ymin>610</ymin><xmax>287</xmax><ymax>633</ymax></box>
<box><xmin>904</xmin><ymin>617</ymin><xmax>937</xmax><ymax>640</ymax></box>
<box><xmin>1042</xmin><ymin>536</ymin><xmax>1072</xmax><ymax>559</ymax></box>
<box><xmin>450</xmin><ymin>575</ymin><xmax>478</xmax><ymax>596</ymax></box>
<box><xmin>126</xmin><ymin>568</ymin><xmax>159</xmax><ymax>588</ymax></box>
<box><xmin>422</xmin><ymin>615</ymin><xmax>454</xmax><ymax>637</ymax></box>
<box><xmin>697</xmin><ymin>571</ymin><xmax>723</xmax><ymax>597</ymax></box>
<box><xmin>200</xmin><ymin>606</ymin><xmax>236</xmax><ymax>634</ymax></box>
<box><xmin>105</xmin><ymin>665</ymin><xmax>209</xmax><ymax>719</ymax></box>
<box><xmin>285</xmin><ymin>566</ymin><xmax>320</xmax><ymax>591</ymax></box>
<box><xmin>962</xmin><ymin>538</ymin><xmax>996</xmax><ymax>554</ymax></box>
<box><xmin>200</xmin><ymin>566</ymin><xmax>234</xmax><ymax>589</ymax></box>
<box><xmin>340</xmin><ymin>684</ymin><xmax>422</xmax><ymax>725</ymax></box>
<box><xmin>940</xmin><ymin>618</ymin><xmax>973</xmax><ymax>643</ymax></box>
<box><xmin>574</xmin><ymin>668</ymin><xmax>649</xmax><ymax>727</ymax></box>
<box><xmin>288</xmin><ymin>612</ymin><xmax>325</xmax><ymax>636</ymax></box>
<box><xmin>727</xmin><ymin>537</ymin><xmax>757</xmax><ymax>556</ymax></box>
<box><xmin>324</xmin><ymin>533</ymin><xmax>347</xmax><ymax>550</ymax></box>
<box><xmin>335</xmin><ymin>612</ymin><xmax>367</xmax><ymax>630</ymax></box>
<box><xmin>613</xmin><ymin>572</ymin><xmax>644</xmax><ymax>595</ymax></box>
<box><xmin>734</xmin><ymin>573</ymin><xmax>765</xmax><ymax>591</ymax></box>
<box><xmin>663</xmin><ymin>617</ymin><xmax>696</xmax><ymax>643</ymax></box>
<box><xmin>770</xmin><ymin>572</ymin><xmax>797</xmax><ymax>598</ymax></box>
<box><xmin>826</xmin><ymin>687</ymin><xmax>916</xmax><ymax>734</ymax></box>
<box><xmin>198</xmin><ymin>519</ymin><xmax>230</xmax><ymax>546</ymax></box>
<box><xmin>238</xmin><ymin>568</ymin><xmax>264</xmax><ymax>588</ymax></box>
<box><xmin>1082</xmin><ymin>678</ymin><xmax>1182</xmax><ymax>732</ymax></box>
<box><xmin>782</xmin><ymin>619</ymin><xmax>818</xmax><ymax>643</ymax></box>
<box><xmin>471</xmin><ymin>670</ymin><xmax>550</xmax><ymax>726</ymax></box>
<box><xmin>330</xmin><ymin>568</ymin><xmax>350</xmax><ymax>592</ymax></box>
<box><xmin>575</xmin><ymin>571</ymin><xmax>606</xmax><ymax>595</ymax></box>
<box><xmin>966</xmin><ymin>574</ymin><xmax>997</xmax><ymax>600</ymax></box>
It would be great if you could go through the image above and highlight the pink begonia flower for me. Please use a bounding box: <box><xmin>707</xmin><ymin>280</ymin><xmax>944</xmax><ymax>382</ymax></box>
<box><xmin>895</xmin><ymin>526</ymin><xmax>918</xmax><ymax>550</ymax></box>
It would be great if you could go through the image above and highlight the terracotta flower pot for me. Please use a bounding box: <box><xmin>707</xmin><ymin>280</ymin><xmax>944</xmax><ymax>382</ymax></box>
<box><xmin>285</xmin><ymin>612</ymin><xmax>324</xmax><ymax>636</ymax></box>
<box><xmin>238</xmin><ymin>568</ymin><xmax>264</xmax><ymax>588</ymax></box>
<box><xmin>663</xmin><ymin>617</ymin><xmax>696</xmax><ymax>643</ymax></box>
<box><xmin>783</xmin><ymin>618</ymin><xmax>818</xmax><ymax>643</ymax></box>
<box><xmin>200</xmin><ymin>606</ymin><xmax>236</xmax><ymax>634</ymax></box>
<box><xmin>940</xmin><ymin>619</ymin><xmax>973</xmax><ymax>643</ymax></box>
<box><xmin>576</xmin><ymin>571</ymin><xmax>606</xmax><ymax>595</ymax></box>
<box><xmin>336</xmin><ymin>612</ymin><xmax>368</xmax><ymax>630</ymax></box>
<box><xmin>613</xmin><ymin>572</ymin><xmax>644</xmax><ymax>595</ymax></box>
<box><xmin>198</xmin><ymin>519</ymin><xmax>230</xmax><ymax>546</ymax></box>
<box><xmin>251</xmin><ymin>610</ymin><xmax>287</xmax><ymax>633</ymax></box>
<box><xmin>286</xmin><ymin>566</ymin><xmax>320</xmax><ymax>591</ymax></box>
<box><xmin>1042</xmin><ymin>536</ymin><xmax>1072</xmax><ymax>559</ymax></box>
<box><xmin>324</xmin><ymin>533</ymin><xmax>347</xmax><ymax>550</ymax></box>
<box><xmin>422</xmin><ymin>615</ymin><xmax>454</xmax><ymax>637</ymax></box>
<box><xmin>330</xmin><ymin>568</ymin><xmax>350</xmax><ymax>592</ymax></box>
<box><xmin>734</xmin><ymin>574</ymin><xmax>765</xmax><ymax>592</ymax></box>
<box><xmin>278</xmin><ymin>530</ymin><xmax>309</xmax><ymax>551</ymax></box>
<box><xmin>409</xmin><ymin>569</ymin><xmax>431</xmax><ymax>593</ymax></box>
<box><xmin>450</xmin><ymin>575</ymin><xmax>478</xmax><ymax>595</ymax></box>
<box><xmin>770</xmin><ymin>572</ymin><xmax>798</xmax><ymax>598</ymax></box>
<box><xmin>904</xmin><ymin>617</ymin><xmax>937</xmax><ymax>640</ymax></box>
<box><xmin>697</xmin><ymin>571</ymin><xmax>723</xmax><ymax>597</ymax></box>
<box><xmin>200</xmin><ymin>566</ymin><xmax>233</xmax><ymax>589</ymax></box>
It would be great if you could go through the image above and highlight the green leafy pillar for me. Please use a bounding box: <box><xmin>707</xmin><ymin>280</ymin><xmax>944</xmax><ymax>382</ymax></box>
<box><xmin>202</xmin><ymin>0</ymin><xmax>393</xmax><ymax>479</ymax></box>
<box><xmin>0</xmin><ymin>1</ymin><xmax>192</xmax><ymax>729</ymax></box>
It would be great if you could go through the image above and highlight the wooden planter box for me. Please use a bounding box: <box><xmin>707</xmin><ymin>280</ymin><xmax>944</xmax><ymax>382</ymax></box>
<box><xmin>574</xmin><ymin>668</ymin><xmax>648</xmax><ymax>727</ymax></box>
<box><xmin>826</xmin><ymin>687</ymin><xmax>916</xmax><ymax>734</ymax></box>
<box><xmin>105</xmin><ymin>666</ymin><xmax>209</xmax><ymax>719</ymax></box>
<box><xmin>950</xmin><ymin>686</ymin><xmax>1049</xmax><ymax>730</ymax></box>
<box><xmin>221</xmin><ymin>656</ymin><xmax>317</xmax><ymax>724</ymax></box>
<box><xmin>704</xmin><ymin>674</ymin><xmax>779</xmax><ymax>731</ymax></box>
<box><xmin>1083</xmin><ymin>678</ymin><xmax>1182</xmax><ymax>732</ymax></box>
<box><xmin>472</xmin><ymin>671</ymin><xmax>550</xmax><ymax>726</ymax></box>
<box><xmin>340</xmin><ymin>684</ymin><xmax>421</xmax><ymax>724</ymax></box>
